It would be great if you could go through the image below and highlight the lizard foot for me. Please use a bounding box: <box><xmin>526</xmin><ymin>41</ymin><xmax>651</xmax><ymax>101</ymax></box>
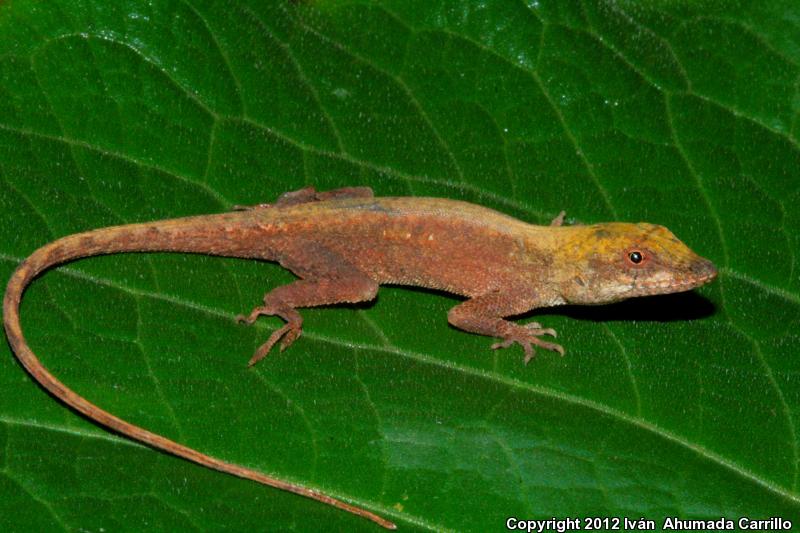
<box><xmin>491</xmin><ymin>325</ymin><xmax>564</xmax><ymax>365</ymax></box>
<box><xmin>236</xmin><ymin>304</ymin><xmax>303</xmax><ymax>366</ymax></box>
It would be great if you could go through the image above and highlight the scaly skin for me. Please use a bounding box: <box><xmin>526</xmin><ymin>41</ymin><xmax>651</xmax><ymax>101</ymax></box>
<box><xmin>3</xmin><ymin>186</ymin><xmax>717</xmax><ymax>528</ymax></box>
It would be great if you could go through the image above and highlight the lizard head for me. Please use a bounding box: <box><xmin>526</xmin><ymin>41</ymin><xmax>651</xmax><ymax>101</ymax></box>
<box><xmin>558</xmin><ymin>222</ymin><xmax>717</xmax><ymax>305</ymax></box>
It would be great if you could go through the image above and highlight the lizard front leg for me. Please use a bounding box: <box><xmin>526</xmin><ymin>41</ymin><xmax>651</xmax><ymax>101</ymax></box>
<box><xmin>238</xmin><ymin>245</ymin><xmax>378</xmax><ymax>366</ymax></box>
<box><xmin>550</xmin><ymin>210</ymin><xmax>566</xmax><ymax>226</ymax></box>
<box><xmin>447</xmin><ymin>292</ymin><xmax>564</xmax><ymax>364</ymax></box>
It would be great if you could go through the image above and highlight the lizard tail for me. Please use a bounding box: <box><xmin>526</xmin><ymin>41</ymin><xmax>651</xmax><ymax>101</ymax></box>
<box><xmin>3</xmin><ymin>222</ymin><xmax>397</xmax><ymax>530</ymax></box>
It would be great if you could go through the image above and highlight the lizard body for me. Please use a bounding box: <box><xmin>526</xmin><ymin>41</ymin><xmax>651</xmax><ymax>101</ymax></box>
<box><xmin>3</xmin><ymin>186</ymin><xmax>717</xmax><ymax>529</ymax></box>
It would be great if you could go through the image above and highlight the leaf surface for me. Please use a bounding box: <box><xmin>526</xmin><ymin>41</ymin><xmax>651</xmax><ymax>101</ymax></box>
<box><xmin>1</xmin><ymin>1</ymin><xmax>799</xmax><ymax>530</ymax></box>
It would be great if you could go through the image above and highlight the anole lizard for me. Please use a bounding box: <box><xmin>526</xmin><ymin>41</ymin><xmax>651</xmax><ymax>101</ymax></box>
<box><xmin>3</xmin><ymin>186</ymin><xmax>717</xmax><ymax>529</ymax></box>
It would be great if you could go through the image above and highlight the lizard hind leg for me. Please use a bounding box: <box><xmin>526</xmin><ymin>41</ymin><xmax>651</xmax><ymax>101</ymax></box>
<box><xmin>238</xmin><ymin>248</ymin><xmax>379</xmax><ymax>367</ymax></box>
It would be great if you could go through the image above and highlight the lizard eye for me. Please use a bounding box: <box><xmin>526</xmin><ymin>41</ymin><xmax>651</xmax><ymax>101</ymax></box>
<box><xmin>628</xmin><ymin>251</ymin><xmax>644</xmax><ymax>264</ymax></box>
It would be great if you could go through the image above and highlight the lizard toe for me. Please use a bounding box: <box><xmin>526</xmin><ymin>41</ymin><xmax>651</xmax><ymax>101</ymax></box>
<box><xmin>523</xmin><ymin>344</ymin><xmax>536</xmax><ymax>365</ymax></box>
<box><xmin>248</xmin><ymin>324</ymin><xmax>292</xmax><ymax>366</ymax></box>
<box><xmin>278</xmin><ymin>326</ymin><xmax>303</xmax><ymax>352</ymax></box>
<box><xmin>492</xmin><ymin>337</ymin><xmax>536</xmax><ymax>364</ymax></box>
<box><xmin>523</xmin><ymin>323</ymin><xmax>557</xmax><ymax>338</ymax></box>
<box><xmin>236</xmin><ymin>313</ymin><xmax>259</xmax><ymax>325</ymax></box>
<box><xmin>531</xmin><ymin>337</ymin><xmax>565</xmax><ymax>356</ymax></box>
<box><xmin>491</xmin><ymin>339</ymin><xmax>514</xmax><ymax>351</ymax></box>
<box><xmin>237</xmin><ymin>303</ymin><xmax>277</xmax><ymax>325</ymax></box>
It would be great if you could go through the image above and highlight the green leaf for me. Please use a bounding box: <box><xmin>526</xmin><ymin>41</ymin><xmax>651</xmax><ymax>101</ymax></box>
<box><xmin>1</xmin><ymin>0</ymin><xmax>799</xmax><ymax>530</ymax></box>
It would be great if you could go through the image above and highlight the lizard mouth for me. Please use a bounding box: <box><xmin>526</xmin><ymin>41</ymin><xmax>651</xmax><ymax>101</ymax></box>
<box><xmin>634</xmin><ymin>260</ymin><xmax>718</xmax><ymax>296</ymax></box>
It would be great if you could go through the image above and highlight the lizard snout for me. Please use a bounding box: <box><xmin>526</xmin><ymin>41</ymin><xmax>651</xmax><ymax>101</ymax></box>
<box><xmin>689</xmin><ymin>258</ymin><xmax>717</xmax><ymax>285</ymax></box>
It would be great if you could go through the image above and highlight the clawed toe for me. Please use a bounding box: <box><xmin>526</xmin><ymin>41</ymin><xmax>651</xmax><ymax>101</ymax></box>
<box><xmin>236</xmin><ymin>313</ymin><xmax>257</xmax><ymax>325</ymax></box>
<box><xmin>247</xmin><ymin>323</ymin><xmax>302</xmax><ymax>367</ymax></box>
<box><xmin>491</xmin><ymin>339</ymin><xmax>514</xmax><ymax>351</ymax></box>
<box><xmin>522</xmin><ymin>322</ymin><xmax>557</xmax><ymax>338</ymax></box>
<box><xmin>278</xmin><ymin>326</ymin><xmax>302</xmax><ymax>352</ymax></box>
<box><xmin>537</xmin><ymin>339</ymin><xmax>565</xmax><ymax>357</ymax></box>
<box><xmin>237</xmin><ymin>306</ymin><xmax>270</xmax><ymax>325</ymax></box>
